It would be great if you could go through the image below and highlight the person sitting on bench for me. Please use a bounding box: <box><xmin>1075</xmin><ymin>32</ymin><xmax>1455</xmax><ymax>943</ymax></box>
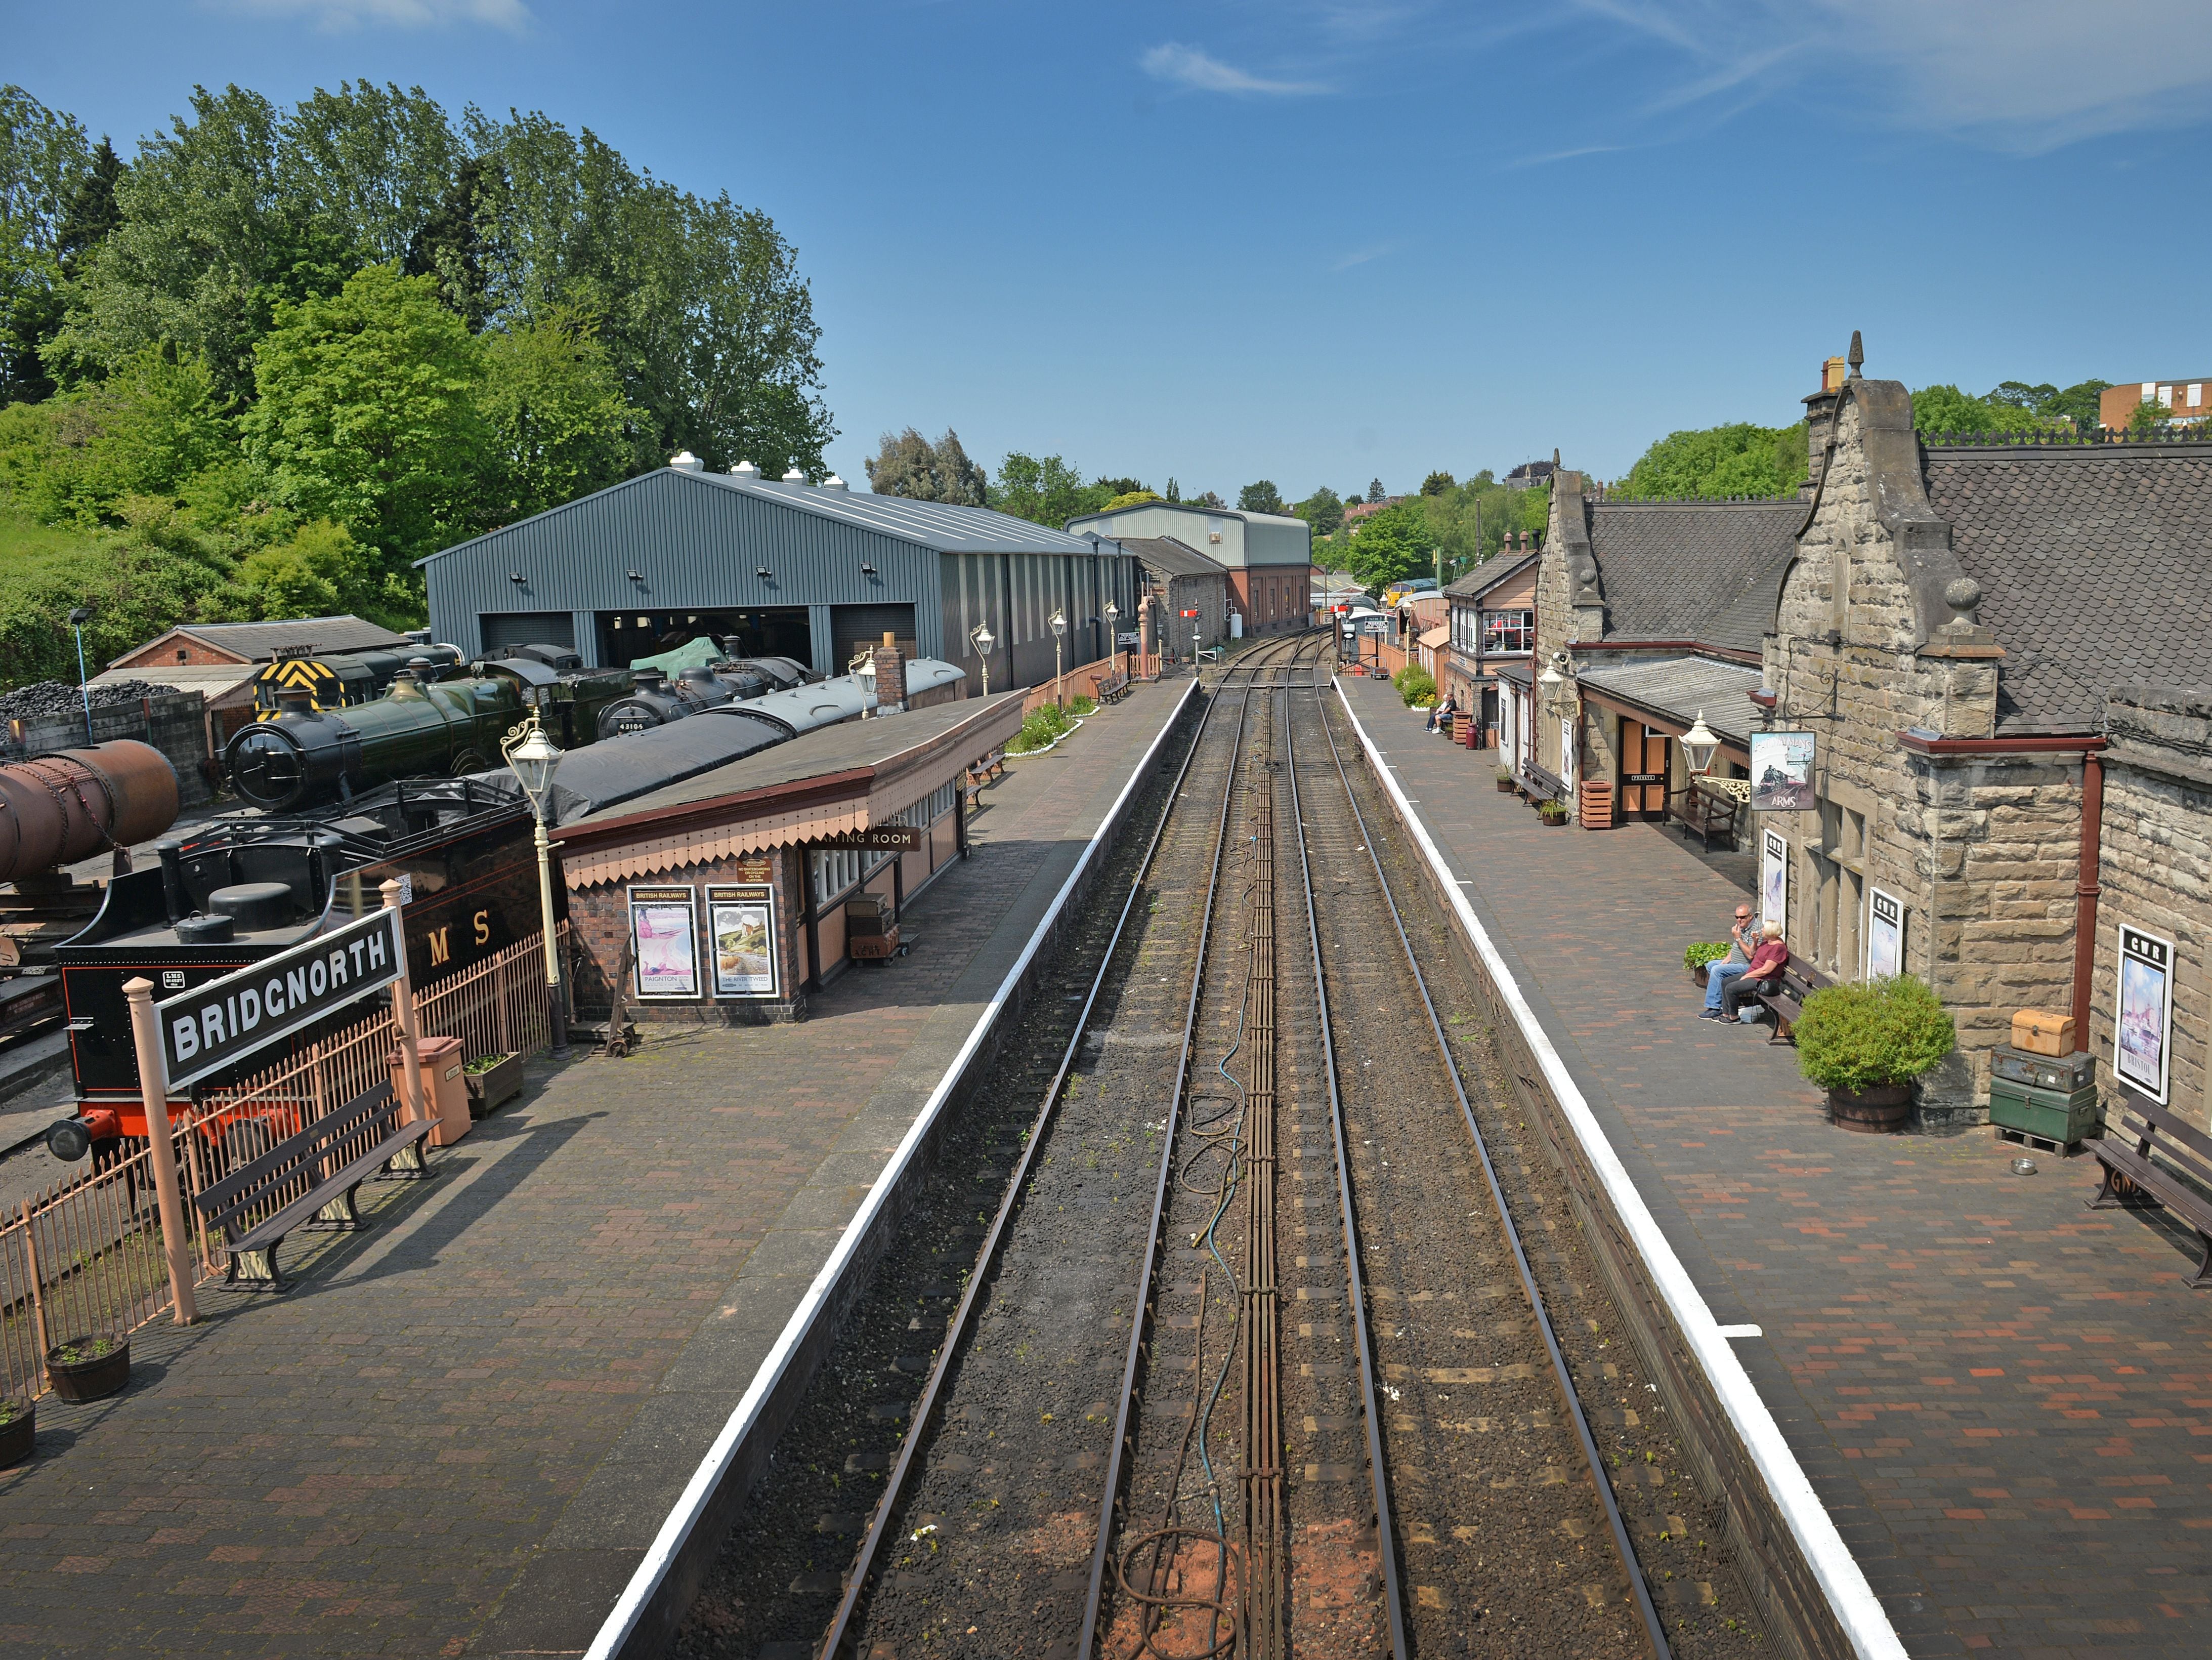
<box><xmin>1425</xmin><ymin>693</ymin><xmax>1459</xmax><ymax>735</ymax></box>
<box><xmin>1706</xmin><ymin>924</ymin><xmax>1787</xmax><ymax>1023</ymax></box>
<box><xmin>1700</xmin><ymin>904</ymin><xmax>1760</xmax><ymax>1014</ymax></box>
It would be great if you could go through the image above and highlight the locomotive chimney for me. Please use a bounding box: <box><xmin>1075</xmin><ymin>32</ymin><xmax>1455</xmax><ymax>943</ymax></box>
<box><xmin>872</xmin><ymin>631</ymin><xmax>907</xmax><ymax>714</ymax></box>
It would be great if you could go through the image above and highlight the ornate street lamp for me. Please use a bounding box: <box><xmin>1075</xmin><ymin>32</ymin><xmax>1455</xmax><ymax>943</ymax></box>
<box><xmin>68</xmin><ymin>607</ymin><xmax>93</xmax><ymax>744</ymax></box>
<box><xmin>1049</xmin><ymin>608</ymin><xmax>1067</xmax><ymax>708</ymax></box>
<box><xmin>1680</xmin><ymin>710</ymin><xmax>1721</xmax><ymax>777</ymax></box>
<box><xmin>501</xmin><ymin>716</ymin><xmax>569</xmax><ymax>1057</ymax></box>
<box><xmin>970</xmin><ymin>621</ymin><xmax>995</xmax><ymax>697</ymax></box>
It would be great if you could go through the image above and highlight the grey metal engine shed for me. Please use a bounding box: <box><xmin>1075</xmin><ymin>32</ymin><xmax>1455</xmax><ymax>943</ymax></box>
<box><xmin>419</xmin><ymin>458</ymin><xmax>1140</xmax><ymax>689</ymax></box>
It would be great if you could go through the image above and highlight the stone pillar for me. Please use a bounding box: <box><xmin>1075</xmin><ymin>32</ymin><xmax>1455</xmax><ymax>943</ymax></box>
<box><xmin>872</xmin><ymin>633</ymin><xmax>906</xmax><ymax>713</ymax></box>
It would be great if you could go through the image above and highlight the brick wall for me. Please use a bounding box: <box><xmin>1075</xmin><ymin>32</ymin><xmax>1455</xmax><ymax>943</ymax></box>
<box><xmin>2093</xmin><ymin>687</ymin><xmax>2212</xmax><ymax>1126</ymax></box>
<box><xmin>566</xmin><ymin>847</ymin><xmax>810</xmax><ymax>1027</ymax></box>
<box><xmin>4</xmin><ymin>691</ymin><xmax>213</xmax><ymax>809</ymax></box>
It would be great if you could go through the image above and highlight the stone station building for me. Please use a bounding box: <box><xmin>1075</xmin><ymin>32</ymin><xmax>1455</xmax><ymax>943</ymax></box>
<box><xmin>1523</xmin><ymin>338</ymin><xmax>2212</xmax><ymax>1127</ymax></box>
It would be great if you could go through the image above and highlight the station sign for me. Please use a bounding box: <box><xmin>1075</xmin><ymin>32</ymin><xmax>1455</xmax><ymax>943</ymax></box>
<box><xmin>155</xmin><ymin>908</ymin><xmax>406</xmax><ymax>1090</ymax></box>
<box><xmin>810</xmin><ymin>826</ymin><xmax>925</xmax><ymax>853</ymax></box>
<box><xmin>1181</xmin><ymin>609</ymin><xmax>1201</xmax><ymax>618</ymax></box>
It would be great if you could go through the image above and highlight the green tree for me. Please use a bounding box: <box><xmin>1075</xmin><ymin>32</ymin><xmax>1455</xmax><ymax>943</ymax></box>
<box><xmin>1093</xmin><ymin>476</ymin><xmax>1145</xmax><ymax>498</ymax></box>
<box><xmin>1621</xmin><ymin>422</ymin><xmax>1808</xmax><ymax>499</ymax></box>
<box><xmin>1366</xmin><ymin>478</ymin><xmax>1384</xmax><ymax>503</ymax></box>
<box><xmin>1907</xmin><ymin>384</ymin><xmax>2047</xmax><ymax>438</ymax></box>
<box><xmin>241</xmin><ymin>262</ymin><xmax>486</xmax><ymax>580</ymax></box>
<box><xmin>479</xmin><ymin>307</ymin><xmax>635</xmax><ymax>524</ymax></box>
<box><xmin>1100</xmin><ymin>489</ymin><xmax>1160</xmax><ymax>512</ymax></box>
<box><xmin>0</xmin><ymin>345</ymin><xmax>233</xmax><ymax>525</ymax></box>
<box><xmin>223</xmin><ymin>517</ymin><xmax>388</xmax><ymax>620</ymax></box>
<box><xmin>2125</xmin><ymin>397</ymin><xmax>2168</xmax><ymax>435</ymax></box>
<box><xmin>865</xmin><ymin>426</ymin><xmax>988</xmax><ymax>505</ymax></box>
<box><xmin>0</xmin><ymin>85</ymin><xmax>93</xmax><ymax>401</ymax></box>
<box><xmin>1420</xmin><ymin>470</ymin><xmax>1455</xmax><ymax>495</ymax></box>
<box><xmin>1342</xmin><ymin>499</ymin><xmax>1430</xmax><ymax>586</ymax></box>
<box><xmin>1238</xmin><ymin>479</ymin><xmax>1284</xmax><ymax>514</ymax></box>
<box><xmin>992</xmin><ymin>451</ymin><xmax>1107</xmax><ymax>526</ymax></box>
<box><xmin>2045</xmin><ymin>379</ymin><xmax>2112</xmax><ymax>432</ymax></box>
<box><xmin>1295</xmin><ymin>485</ymin><xmax>1343</xmax><ymax>537</ymax></box>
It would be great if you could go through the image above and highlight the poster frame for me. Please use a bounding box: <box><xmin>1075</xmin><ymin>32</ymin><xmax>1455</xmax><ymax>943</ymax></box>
<box><xmin>1864</xmin><ymin>885</ymin><xmax>1904</xmax><ymax>980</ymax></box>
<box><xmin>628</xmin><ymin>884</ymin><xmax>701</xmax><ymax>1001</ymax></box>
<box><xmin>1760</xmin><ymin>828</ymin><xmax>1789</xmax><ymax>937</ymax></box>
<box><xmin>1749</xmin><ymin>730</ymin><xmax>1818</xmax><ymax>812</ymax></box>
<box><xmin>2114</xmin><ymin>922</ymin><xmax>2176</xmax><ymax>1105</ymax></box>
<box><xmin>707</xmin><ymin>883</ymin><xmax>780</xmax><ymax>1000</ymax></box>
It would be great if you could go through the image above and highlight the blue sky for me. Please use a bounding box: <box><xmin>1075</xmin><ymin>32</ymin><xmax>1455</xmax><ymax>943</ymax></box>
<box><xmin>12</xmin><ymin>1</ymin><xmax>2212</xmax><ymax>498</ymax></box>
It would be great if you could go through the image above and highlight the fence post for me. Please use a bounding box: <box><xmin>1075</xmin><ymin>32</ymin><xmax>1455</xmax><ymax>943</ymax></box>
<box><xmin>382</xmin><ymin>880</ymin><xmax>428</xmax><ymax>1127</ymax></box>
<box><xmin>123</xmin><ymin>978</ymin><xmax>198</xmax><ymax>1327</ymax></box>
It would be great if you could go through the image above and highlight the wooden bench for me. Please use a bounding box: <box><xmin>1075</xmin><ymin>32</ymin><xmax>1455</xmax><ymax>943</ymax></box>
<box><xmin>2088</xmin><ymin>1091</ymin><xmax>2212</xmax><ymax>1288</ymax></box>
<box><xmin>1755</xmin><ymin>951</ymin><xmax>1833</xmax><ymax>1045</ymax></box>
<box><xmin>192</xmin><ymin>1082</ymin><xmax>435</xmax><ymax>1292</ymax></box>
<box><xmin>1669</xmin><ymin>783</ymin><xmax>1740</xmax><ymax>851</ymax></box>
<box><xmin>1090</xmin><ymin>669</ymin><xmax>1131</xmax><ymax>706</ymax></box>
<box><xmin>1517</xmin><ymin>762</ymin><xmax>1567</xmax><ymax>805</ymax></box>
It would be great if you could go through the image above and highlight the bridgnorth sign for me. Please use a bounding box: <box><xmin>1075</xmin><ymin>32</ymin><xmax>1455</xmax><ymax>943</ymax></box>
<box><xmin>155</xmin><ymin>908</ymin><xmax>406</xmax><ymax>1090</ymax></box>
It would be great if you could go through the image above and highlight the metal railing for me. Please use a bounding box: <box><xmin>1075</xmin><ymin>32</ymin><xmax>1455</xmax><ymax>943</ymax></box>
<box><xmin>0</xmin><ymin>926</ymin><xmax>565</xmax><ymax>1403</ymax></box>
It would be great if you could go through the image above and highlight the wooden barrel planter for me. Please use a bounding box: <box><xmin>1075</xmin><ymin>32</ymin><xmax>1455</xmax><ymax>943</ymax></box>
<box><xmin>1828</xmin><ymin>1084</ymin><xmax>1912</xmax><ymax>1134</ymax></box>
<box><xmin>47</xmin><ymin>1337</ymin><xmax>130</xmax><ymax>1403</ymax></box>
<box><xmin>0</xmin><ymin>1400</ymin><xmax>32</xmax><ymax>1467</ymax></box>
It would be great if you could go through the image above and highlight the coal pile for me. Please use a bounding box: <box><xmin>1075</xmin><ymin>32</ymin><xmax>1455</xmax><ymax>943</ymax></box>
<box><xmin>0</xmin><ymin>679</ymin><xmax>182</xmax><ymax>721</ymax></box>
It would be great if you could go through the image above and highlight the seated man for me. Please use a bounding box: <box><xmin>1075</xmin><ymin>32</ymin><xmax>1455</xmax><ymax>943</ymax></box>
<box><xmin>1425</xmin><ymin>693</ymin><xmax>1458</xmax><ymax>735</ymax></box>
<box><xmin>1710</xmin><ymin>924</ymin><xmax>1789</xmax><ymax>1023</ymax></box>
<box><xmin>1700</xmin><ymin>904</ymin><xmax>1760</xmax><ymax>1014</ymax></box>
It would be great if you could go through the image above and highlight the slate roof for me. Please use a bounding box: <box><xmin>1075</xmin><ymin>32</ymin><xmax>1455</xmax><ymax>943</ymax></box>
<box><xmin>1583</xmin><ymin>498</ymin><xmax>1800</xmax><ymax>654</ymax></box>
<box><xmin>1443</xmin><ymin>548</ymin><xmax>1540</xmax><ymax>601</ymax></box>
<box><xmin>1922</xmin><ymin>440</ymin><xmax>2212</xmax><ymax>734</ymax></box>
<box><xmin>124</xmin><ymin>616</ymin><xmax>411</xmax><ymax>665</ymax></box>
<box><xmin>1120</xmin><ymin>536</ymin><xmax>1227</xmax><ymax>580</ymax></box>
<box><xmin>1575</xmin><ymin>656</ymin><xmax>1763</xmax><ymax>748</ymax></box>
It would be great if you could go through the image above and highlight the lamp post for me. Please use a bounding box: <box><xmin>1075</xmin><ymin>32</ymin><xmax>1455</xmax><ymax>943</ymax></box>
<box><xmin>1680</xmin><ymin>710</ymin><xmax>1721</xmax><ymax>778</ymax></box>
<box><xmin>68</xmin><ymin>606</ymin><xmax>93</xmax><ymax>744</ymax></box>
<box><xmin>501</xmin><ymin>717</ymin><xmax>569</xmax><ymax>1057</ymax></box>
<box><xmin>1048</xmin><ymin>608</ymin><xmax>1067</xmax><ymax>708</ymax></box>
<box><xmin>971</xmin><ymin>621</ymin><xmax>995</xmax><ymax>697</ymax></box>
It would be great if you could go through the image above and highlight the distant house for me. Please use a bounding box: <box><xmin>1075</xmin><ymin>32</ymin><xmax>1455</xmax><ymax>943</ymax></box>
<box><xmin>1066</xmin><ymin>500</ymin><xmax>1311</xmax><ymax>635</ymax></box>
<box><xmin>1504</xmin><ymin>460</ymin><xmax>1557</xmax><ymax>491</ymax></box>
<box><xmin>2098</xmin><ymin>378</ymin><xmax>2211</xmax><ymax>429</ymax></box>
<box><xmin>1440</xmin><ymin>545</ymin><xmax>1542</xmax><ymax>746</ymax></box>
<box><xmin>1341</xmin><ymin>495</ymin><xmax>1407</xmax><ymax>532</ymax></box>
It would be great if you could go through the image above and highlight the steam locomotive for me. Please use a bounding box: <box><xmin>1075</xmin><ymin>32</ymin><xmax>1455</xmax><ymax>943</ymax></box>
<box><xmin>225</xmin><ymin>642</ymin><xmax>826</xmax><ymax>814</ymax></box>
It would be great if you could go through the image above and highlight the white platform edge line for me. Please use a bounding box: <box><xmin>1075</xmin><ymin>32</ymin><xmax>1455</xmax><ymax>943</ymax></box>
<box><xmin>1333</xmin><ymin>682</ymin><xmax>1907</xmax><ymax>1660</ymax></box>
<box><xmin>585</xmin><ymin>677</ymin><xmax>1202</xmax><ymax>1660</ymax></box>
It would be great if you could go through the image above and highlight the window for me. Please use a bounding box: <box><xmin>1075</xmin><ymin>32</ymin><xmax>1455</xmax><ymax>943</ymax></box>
<box><xmin>2192</xmin><ymin>384</ymin><xmax>2204</xmax><ymax>408</ymax></box>
<box><xmin>2159</xmin><ymin>385</ymin><xmax>2175</xmax><ymax>407</ymax></box>
<box><xmin>1481</xmin><ymin>609</ymin><xmax>1534</xmax><ymax>654</ymax></box>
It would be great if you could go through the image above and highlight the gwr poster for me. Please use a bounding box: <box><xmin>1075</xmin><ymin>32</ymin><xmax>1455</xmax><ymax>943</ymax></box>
<box><xmin>2115</xmin><ymin>924</ymin><xmax>2175</xmax><ymax>1103</ymax></box>
<box><xmin>628</xmin><ymin>886</ymin><xmax>700</xmax><ymax>1000</ymax></box>
<box><xmin>1749</xmin><ymin>731</ymin><xmax>1817</xmax><ymax>812</ymax></box>
<box><xmin>708</xmin><ymin>884</ymin><xmax>778</xmax><ymax>999</ymax></box>
<box><xmin>1760</xmin><ymin>829</ymin><xmax>1788</xmax><ymax>937</ymax></box>
<box><xmin>1865</xmin><ymin>887</ymin><xmax>1903</xmax><ymax>979</ymax></box>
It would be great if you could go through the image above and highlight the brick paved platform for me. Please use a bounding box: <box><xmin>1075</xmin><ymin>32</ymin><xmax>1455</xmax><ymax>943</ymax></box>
<box><xmin>0</xmin><ymin>680</ymin><xmax>1192</xmax><ymax>1660</ymax></box>
<box><xmin>1339</xmin><ymin>673</ymin><xmax>2212</xmax><ymax>1657</ymax></box>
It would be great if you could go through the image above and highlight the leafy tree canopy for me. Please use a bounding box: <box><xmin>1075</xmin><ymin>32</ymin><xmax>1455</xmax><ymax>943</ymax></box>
<box><xmin>1294</xmin><ymin>485</ymin><xmax>1343</xmax><ymax>537</ymax></box>
<box><xmin>1420</xmin><ymin>470</ymin><xmax>1454</xmax><ymax>495</ymax></box>
<box><xmin>1366</xmin><ymin>478</ymin><xmax>1385</xmax><ymax>503</ymax></box>
<box><xmin>1238</xmin><ymin>479</ymin><xmax>1284</xmax><ymax>514</ymax></box>
<box><xmin>992</xmin><ymin>451</ymin><xmax>1108</xmax><ymax>527</ymax></box>
<box><xmin>1340</xmin><ymin>500</ymin><xmax>1430</xmax><ymax>586</ymax></box>
<box><xmin>865</xmin><ymin>426</ymin><xmax>988</xmax><ymax>506</ymax></box>
<box><xmin>1101</xmin><ymin>489</ymin><xmax>1160</xmax><ymax>512</ymax></box>
<box><xmin>1620</xmin><ymin>422</ymin><xmax>1807</xmax><ymax>500</ymax></box>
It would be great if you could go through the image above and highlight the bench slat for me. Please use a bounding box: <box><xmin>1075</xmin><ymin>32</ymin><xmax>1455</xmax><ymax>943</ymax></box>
<box><xmin>194</xmin><ymin>1083</ymin><xmax>398</xmax><ymax>1222</ymax></box>
<box><xmin>229</xmin><ymin>1118</ymin><xmax>436</xmax><ymax>1255</ymax></box>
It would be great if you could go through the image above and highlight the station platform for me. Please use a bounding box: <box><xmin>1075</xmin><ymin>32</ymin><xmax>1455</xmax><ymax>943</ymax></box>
<box><xmin>0</xmin><ymin>678</ymin><xmax>1194</xmax><ymax>1660</ymax></box>
<box><xmin>1336</xmin><ymin>672</ymin><xmax>2212</xmax><ymax>1657</ymax></box>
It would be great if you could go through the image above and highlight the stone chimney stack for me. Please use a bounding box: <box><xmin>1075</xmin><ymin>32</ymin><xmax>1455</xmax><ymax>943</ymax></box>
<box><xmin>1801</xmin><ymin>342</ymin><xmax>1853</xmax><ymax>499</ymax></box>
<box><xmin>872</xmin><ymin>632</ymin><xmax>906</xmax><ymax>713</ymax></box>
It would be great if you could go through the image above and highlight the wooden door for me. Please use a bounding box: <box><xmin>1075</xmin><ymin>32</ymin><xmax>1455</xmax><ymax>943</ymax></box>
<box><xmin>1622</xmin><ymin>725</ymin><xmax>1670</xmax><ymax>816</ymax></box>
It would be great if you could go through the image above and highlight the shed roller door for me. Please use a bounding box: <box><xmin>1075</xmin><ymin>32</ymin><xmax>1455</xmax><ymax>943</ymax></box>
<box><xmin>830</xmin><ymin>604</ymin><xmax>917</xmax><ymax>673</ymax></box>
<box><xmin>481</xmin><ymin>611</ymin><xmax>575</xmax><ymax>651</ymax></box>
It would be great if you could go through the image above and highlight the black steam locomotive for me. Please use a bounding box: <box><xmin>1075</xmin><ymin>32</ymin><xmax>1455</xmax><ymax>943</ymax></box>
<box><xmin>225</xmin><ymin>642</ymin><xmax>823</xmax><ymax>814</ymax></box>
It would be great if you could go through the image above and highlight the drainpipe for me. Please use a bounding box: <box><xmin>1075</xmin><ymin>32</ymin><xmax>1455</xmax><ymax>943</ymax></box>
<box><xmin>2070</xmin><ymin>752</ymin><xmax>2103</xmax><ymax>1047</ymax></box>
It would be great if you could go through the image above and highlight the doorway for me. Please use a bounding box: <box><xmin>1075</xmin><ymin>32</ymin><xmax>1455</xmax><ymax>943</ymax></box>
<box><xmin>1621</xmin><ymin>722</ymin><xmax>1671</xmax><ymax>817</ymax></box>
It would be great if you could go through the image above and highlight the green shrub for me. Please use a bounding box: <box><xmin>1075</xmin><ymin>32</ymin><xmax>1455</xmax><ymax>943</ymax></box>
<box><xmin>0</xmin><ymin>1395</ymin><xmax>25</xmax><ymax>1425</ymax></box>
<box><xmin>1794</xmin><ymin>975</ymin><xmax>1955</xmax><ymax>1092</ymax></box>
<box><xmin>1684</xmin><ymin>941</ymin><xmax>1732</xmax><ymax>972</ymax></box>
<box><xmin>1009</xmin><ymin>701</ymin><xmax>1076</xmax><ymax>753</ymax></box>
<box><xmin>1393</xmin><ymin>665</ymin><xmax>1435</xmax><ymax>707</ymax></box>
<box><xmin>1070</xmin><ymin>694</ymin><xmax>1096</xmax><ymax>716</ymax></box>
<box><xmin>1537</xmin><ymin>799</ymin><xmax>1567</xmax><ymax>822</ymax></box>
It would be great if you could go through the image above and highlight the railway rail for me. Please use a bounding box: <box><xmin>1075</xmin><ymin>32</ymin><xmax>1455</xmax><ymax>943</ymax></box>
<box><xmin>676</xmin><ymin>634</ymin><xmax>1766</xmax><ymax>1659</ymax></box>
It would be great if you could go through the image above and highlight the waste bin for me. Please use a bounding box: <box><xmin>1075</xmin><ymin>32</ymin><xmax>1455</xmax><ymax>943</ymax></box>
<box><xmin>392</xmin><ymin>1033</ymin><xmax>471</xmax><ymax>1148</ymax></box>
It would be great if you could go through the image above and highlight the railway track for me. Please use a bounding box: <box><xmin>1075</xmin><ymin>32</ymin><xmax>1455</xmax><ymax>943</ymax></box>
<box><xmin>677</xmin><ymin>635</ymin><xmax>1766</xmax><ymax>1658</ymax></box>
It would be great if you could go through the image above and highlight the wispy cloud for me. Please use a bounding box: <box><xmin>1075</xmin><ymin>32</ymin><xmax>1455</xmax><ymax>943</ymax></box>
<box><xmin>1140</xmin><ymin>43</ymin><xmax>1329</xmax><ymax>97</ymax></box>
<box><xmin>1560</xmin><ymin>0</ymin><xmax>2212</xmax><ymax>152</ymax></box>
<box><xmin>1498</xmin><ymin>142</ymin><xmax>1627</xmax><ymax>170</ymax></box>
<box><xmin>1332</xmin><ymin>242</ymin><xmax>1396</xmax><ymax>270</ymax></box>
<box><xmin>219</xmin><ymin>0</ymin><xmax>529</xmax><ymax>31</ymax></box>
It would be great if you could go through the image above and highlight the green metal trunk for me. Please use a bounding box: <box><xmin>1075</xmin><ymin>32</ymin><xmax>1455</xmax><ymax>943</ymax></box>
<box><xmin>1989</xmin><ymin>1077</ymin><xmax>2100</xmax><ymax>1146</ymax></box>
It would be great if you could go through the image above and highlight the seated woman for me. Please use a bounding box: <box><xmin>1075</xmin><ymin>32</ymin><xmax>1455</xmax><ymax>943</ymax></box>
<box><xmin>1425</xmin><ymin>692</ymin><xmax>1459</xmax><ymax>735</ymax></box>
<box><xmin>1706</xmin><ymin>924</ymin><xmax>1789</xmax><ymax>1023</ymax></box>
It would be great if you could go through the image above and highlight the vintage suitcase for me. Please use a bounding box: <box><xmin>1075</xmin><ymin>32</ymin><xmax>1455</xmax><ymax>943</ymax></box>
<box><xmin>2011</xmin><ymin>1009</ymin><xmax>2077</xmax><ymax>1057</ymax></box>
<box><xmin>1990</xmin><ymin>1044</ymin><xmax>2096</xmax><ymax>1093</ymax></box>
<box><xmin>1988</xmin><ymin>1077</ymin><xmax>2099</xmax><ymax>1147</ymax></box>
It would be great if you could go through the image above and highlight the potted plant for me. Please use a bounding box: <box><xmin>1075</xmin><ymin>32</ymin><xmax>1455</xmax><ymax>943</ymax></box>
<box><xmin>464</xmin><ymin>1052</ymin><xmax>527</xmax><ymax>1118</ymax></box>
<box><xmin>0</xmin><ymin>1395</ymin><xmax>31</xmax><ymax>1467</ymax></box>
<box><xmin>1684</xmin><ymin>940</ymin><xmax>1731</xmax><ymax>988</ymax></box>
<box><xmin>1495</xmin><ymin>767</ymin><xmax>1515</xmax><ymax>794</ymax></box>
<box><xmin>47</xmin><ymin>1334</ymin><xmax>129</xmax><ymax>1402</ymax></box>
<box><xmin>1537</xmin><ymin>799</ymin><xmax>1569</xmax><ymax>827</ymax></box>
<box><xmin>1795</xmin><ymin>975</ymin><xmax>1956</xmax><ymax>1134</ymax></box>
